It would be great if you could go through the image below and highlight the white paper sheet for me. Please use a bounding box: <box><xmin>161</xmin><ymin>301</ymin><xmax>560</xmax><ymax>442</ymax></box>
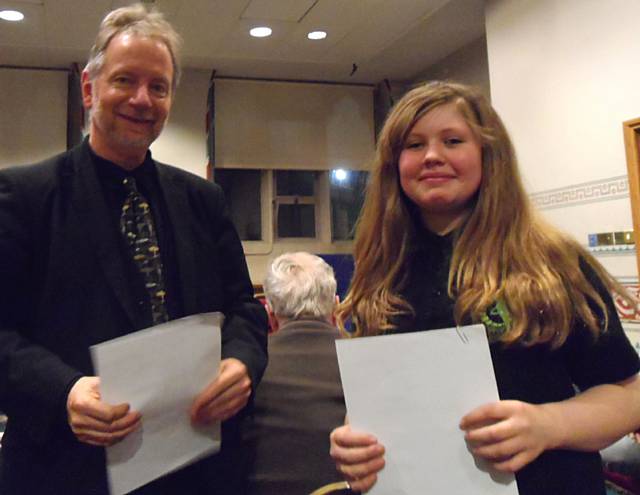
<box><xmin>336</xmin><ymin>324</ymin><xmax>519</xmax><ymax>495</ymax></box>
<box><xmin>90</xmin><ymin>312</ymin><xmax>223</xmax><ymax>495</ymax></box>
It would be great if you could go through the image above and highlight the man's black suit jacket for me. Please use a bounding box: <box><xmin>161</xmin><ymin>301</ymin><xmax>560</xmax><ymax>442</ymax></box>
<box><xmin>0</xmin><ymin>142</ymin><xmax>268</xmax><ymax>494</ymax></box>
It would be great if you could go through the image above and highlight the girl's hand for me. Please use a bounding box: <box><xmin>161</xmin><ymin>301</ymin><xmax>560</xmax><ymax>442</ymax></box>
<box><xmin>329</xmin><ymin>424</ymin><xmax>386</xmax><ymax>493</ymax></box>
<box><xmin>459</xmin><ymin>400</ymin><xmax>560</xmax><ymax>473</ymax></box>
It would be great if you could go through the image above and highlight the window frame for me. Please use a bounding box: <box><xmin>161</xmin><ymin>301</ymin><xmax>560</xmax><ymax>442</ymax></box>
<box><xmin>272</xmin><ymin>170</ymin><xmax>320</xmax><ymax>241</ymax></box>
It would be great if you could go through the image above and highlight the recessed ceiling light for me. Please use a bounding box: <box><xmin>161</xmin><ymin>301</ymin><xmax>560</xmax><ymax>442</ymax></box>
<box><xmin>308</xmin><ymin>31</ymin><xmax>327</xmax><ymax>40</ymax></box>
<box><xmin>0</xmin><ymin>10</ymin><xmax>25</xmax><ymax>22</ymax></box>
<box><xmin>250</xmin><ymin>26</ymin><xmax>272</xmax><ymax>38</ymax></box>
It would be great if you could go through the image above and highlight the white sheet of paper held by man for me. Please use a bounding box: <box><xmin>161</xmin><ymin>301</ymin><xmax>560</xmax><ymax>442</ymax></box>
<box><xmin>336</xmin><ymin>324</ymin><xmax>519</xmax><ymax>495</ymax></box>
<box><xmin>90</xmin><ymin>312</ymin><xmax>223</xmax><ymax>495</ymax></box>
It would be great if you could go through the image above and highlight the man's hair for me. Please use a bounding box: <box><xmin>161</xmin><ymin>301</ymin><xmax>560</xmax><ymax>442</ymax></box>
<box><xmin>84</xmin><ymin>3</ymin><xmax>182</xmax><ymax>91</ymax></box>
<box><xmin>264</xmin><ymin>252</ymin><xmax>337</xmax><ymax>322</ymax></box>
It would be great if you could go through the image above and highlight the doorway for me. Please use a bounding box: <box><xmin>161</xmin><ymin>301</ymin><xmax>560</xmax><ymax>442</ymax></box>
<box><xmin>623</xmin><ymin>117</ymin><xmax>640</xmax><ymax>277</ymax></box>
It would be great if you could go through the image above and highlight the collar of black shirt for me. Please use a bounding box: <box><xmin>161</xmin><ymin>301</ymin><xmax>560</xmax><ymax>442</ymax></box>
<box><xmin>87</xmin><ymin>138</ymin><xmax>157</xmax><ymax>193</ymax></box>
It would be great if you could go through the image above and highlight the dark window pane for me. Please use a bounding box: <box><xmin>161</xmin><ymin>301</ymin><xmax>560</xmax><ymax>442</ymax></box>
<box><xmin>277</xmin><ymin>204</ymin><xmax>315</xmax><ymax>238</ymax></box>
<box><xmin>214</xmin><ymin>169</ymin><xmax>262</xmax><ymax>241</ymax></box>
<box><xmin>275</xmin><ymin>170</ymin><xmax>315</xmax><ymax>196</ymax></box>
<box><xmin>330</xmin><ymin>170</ymin><xmax>368</xmax><ymax>240</ymax></box>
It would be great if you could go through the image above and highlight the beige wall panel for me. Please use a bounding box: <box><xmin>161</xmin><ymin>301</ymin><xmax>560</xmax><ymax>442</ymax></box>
<box><xmin>0</xmin><ymin>69</ymin><xmax>67</xmax><ymax>168</ymax></box>
<box><xmin>214</xmin><ymin>79</ymin><xmax>375</xmax><ymax>171</ymax></box>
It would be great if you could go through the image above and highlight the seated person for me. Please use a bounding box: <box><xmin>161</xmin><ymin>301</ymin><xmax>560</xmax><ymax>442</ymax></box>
<box><xmin>244</xmin><ymin>252</ymin><xmax>346</xmax><ymax>495</ymax></box>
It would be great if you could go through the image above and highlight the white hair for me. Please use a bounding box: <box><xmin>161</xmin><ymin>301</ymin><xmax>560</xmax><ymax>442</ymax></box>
<box><xmin>264</xmin><ymin>252</ymin><xmax>337</xmax><ymax>322</ymax></box>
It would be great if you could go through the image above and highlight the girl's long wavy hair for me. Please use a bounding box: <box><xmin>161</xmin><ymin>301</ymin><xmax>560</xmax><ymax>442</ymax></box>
<box><xmin>338</xmin><ymin>81</ymin><xmax>630</xmax><ymax>348</ymax></box>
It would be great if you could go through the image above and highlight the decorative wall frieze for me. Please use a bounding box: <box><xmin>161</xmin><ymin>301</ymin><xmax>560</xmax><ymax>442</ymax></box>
<box><xmin>530</xmin><ymin>175</ymin><xmax>629</xmax><ymax>210</ymax></box>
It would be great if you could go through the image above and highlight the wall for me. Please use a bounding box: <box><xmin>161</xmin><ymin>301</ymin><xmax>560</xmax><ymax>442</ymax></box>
<box><xmin>150</xmin><ymin>69</ymin><xmax>210</xmax><ymax>178</ymax></box>
<box><xmin>412</xmin><ymin>35</ymin><xmax>491</xmax><ymax>97</ymax></box>
<box><xmin>485</xmin><ymin>0</ymin><xmax>640</xmax><ymax>281</ymax></box>
<box><xmin>0</xmin><ymin>68</ymin><xmax>67</xmax><ymax>168</ymax></box>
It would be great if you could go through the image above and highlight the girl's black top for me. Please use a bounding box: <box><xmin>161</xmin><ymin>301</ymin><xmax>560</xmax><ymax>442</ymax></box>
<box><xmin>394</xmin><ymin>226</ymin><xmax>640</xmax><ymax>495</ymax></box>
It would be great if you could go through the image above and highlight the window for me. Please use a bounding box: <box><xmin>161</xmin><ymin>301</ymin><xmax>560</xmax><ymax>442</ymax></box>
<box><xmin>212</xmin><ymin>168</ymin><xmax>368</xmax><ymax>244</ymax></box>
<box><xmin>274</xmin><ymin>170</ymin><xmax>317</xmax><ymax>239</ymax></box>
<box><xmin>214</xmin><ymin>169</ymin><xmax>262</xmax><ymax>241</ymax></box>
<box><xmin>330</xmin><ymin>169</ymin><xmax>369</xmax><ymax>240</ymax></box>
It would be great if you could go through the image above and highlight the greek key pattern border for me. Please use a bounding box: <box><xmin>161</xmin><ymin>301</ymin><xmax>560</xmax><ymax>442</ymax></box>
<box><xmin>530</xmin><ymin>175</ymin><xmax>629</xmax><ymax>210</ymax></box>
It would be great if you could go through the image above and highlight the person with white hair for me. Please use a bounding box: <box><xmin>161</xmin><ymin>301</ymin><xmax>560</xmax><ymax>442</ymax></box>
<box><xmin>244</xmin><ymin>252</ymin><xmax>346</xmax><ymax>495</ymax></box>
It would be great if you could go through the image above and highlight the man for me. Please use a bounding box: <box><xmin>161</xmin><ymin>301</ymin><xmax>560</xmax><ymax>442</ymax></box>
<box><xmin>244</xmin><ymin>252</ymin><xmax>346</xmax><ymax>495</ymax></box>
<box><xmin>0</xmin><ymin>4</ymin><xmax>267</xmax><ymax>494</ymax></box>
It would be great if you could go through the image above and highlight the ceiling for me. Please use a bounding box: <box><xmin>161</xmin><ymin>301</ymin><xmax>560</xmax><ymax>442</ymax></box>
<box><xmin>0</xmin><ymin>0</ymin><xmax>486</xmax><ymax>84</ymax></box>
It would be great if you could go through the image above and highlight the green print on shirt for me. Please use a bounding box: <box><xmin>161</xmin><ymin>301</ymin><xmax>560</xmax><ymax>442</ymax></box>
<box><xmin>481</xmin><ymin>299</ymin><xmax>512</xmax><ymax>342</ymax></box>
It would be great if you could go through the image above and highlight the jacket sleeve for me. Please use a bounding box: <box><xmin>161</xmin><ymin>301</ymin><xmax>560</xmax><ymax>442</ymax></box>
<box><xmin>207</xmin><ymin>184</ymin><xmax>268</xmax><ymax>391</ymax></box>
<box><xmin>0</xmin><ymin>167</ymin><xmax>83</xmax><ymax>442</ymax></box>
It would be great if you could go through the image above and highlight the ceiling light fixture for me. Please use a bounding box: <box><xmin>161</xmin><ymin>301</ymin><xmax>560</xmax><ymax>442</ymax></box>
<box><xmin>0</xmin><ymin>10</ymin><xmax>24</xmax><ymax>22</ymax></box>
<box><xmin>307</xmin><ymin>31</ymin><xmax>327</xmax><ymax>40</ymax></box>
<box><xmin>250</xmin><ymin>26</ymin><xmax>272</xmax><ymax>38</ymax></box>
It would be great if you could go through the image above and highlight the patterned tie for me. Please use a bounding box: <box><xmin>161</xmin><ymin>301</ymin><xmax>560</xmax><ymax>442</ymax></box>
<box><xmin>120</xmin><ymin>177</ymin><xmax>169</xmax><ymax>325</ymax></box>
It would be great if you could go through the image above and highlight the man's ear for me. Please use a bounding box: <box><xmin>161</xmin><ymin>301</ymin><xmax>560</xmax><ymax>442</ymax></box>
<box><xmin>80</xmin><ymin>70</ymin><xmax>94</xmax><ymax>110</ymax></box>
<box><xmin>265</xmin><ymin>303</ymin><xmax>280</xmax><ymax>334</ymax></box>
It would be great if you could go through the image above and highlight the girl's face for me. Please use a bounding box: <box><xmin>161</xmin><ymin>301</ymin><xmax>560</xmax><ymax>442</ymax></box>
<box><xmin>398</xmin><ymin>102</ymin><xmax>482</xmax><ymax>234</ymax></box>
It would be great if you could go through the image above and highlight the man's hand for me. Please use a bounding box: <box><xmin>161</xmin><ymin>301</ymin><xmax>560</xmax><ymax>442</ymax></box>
<box><xmin>190</xmin><ymin>358</ymin><xmax>251</xmax><ymax>425</ymax></box>
<box><xmin>67</xmin><ymin>376</ymin><xmax>141</xmax><ymax>447</ymax></box>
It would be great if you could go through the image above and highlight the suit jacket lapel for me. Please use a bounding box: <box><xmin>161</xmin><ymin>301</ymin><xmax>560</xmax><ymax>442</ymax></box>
<box><xmin>156</xmin><ymin>165</ymin><xmax>199</xmax><ymax>315</ymax></box>
<box><xmin>66</xmin><ymin>143</ymin><xmax>138</xmax><ymax>327</ymax></box>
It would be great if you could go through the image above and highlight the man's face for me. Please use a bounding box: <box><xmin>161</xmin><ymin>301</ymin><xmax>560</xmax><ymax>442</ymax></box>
<box><xmin>82</xmin><ymin>33</ymin><xmax>173</xmax><ymax>167</ymax></box>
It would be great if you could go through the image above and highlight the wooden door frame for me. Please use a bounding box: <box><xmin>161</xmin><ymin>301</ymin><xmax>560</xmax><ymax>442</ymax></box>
<box><xmin>623</xmin><ymin>117</ymin><xmax>640</xmax><ymax>278</ymax></box>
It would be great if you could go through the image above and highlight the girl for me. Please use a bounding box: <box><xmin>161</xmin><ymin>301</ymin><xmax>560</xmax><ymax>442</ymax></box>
<box><xmin>329</xmin><ymin>81</ymin><xmax>640</xmax><ymax>494</ymax></box>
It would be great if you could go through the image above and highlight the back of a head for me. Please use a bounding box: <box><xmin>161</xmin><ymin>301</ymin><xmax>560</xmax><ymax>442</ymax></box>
<box><xmin>85</xmin><ymin>3</ymin><xmax>182</xmax><ymax>90</ymax></box>
<box><xmin>264</xmin><ymin>252</ymin><xmax>337</xmax><ymax>322</ymax></box>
